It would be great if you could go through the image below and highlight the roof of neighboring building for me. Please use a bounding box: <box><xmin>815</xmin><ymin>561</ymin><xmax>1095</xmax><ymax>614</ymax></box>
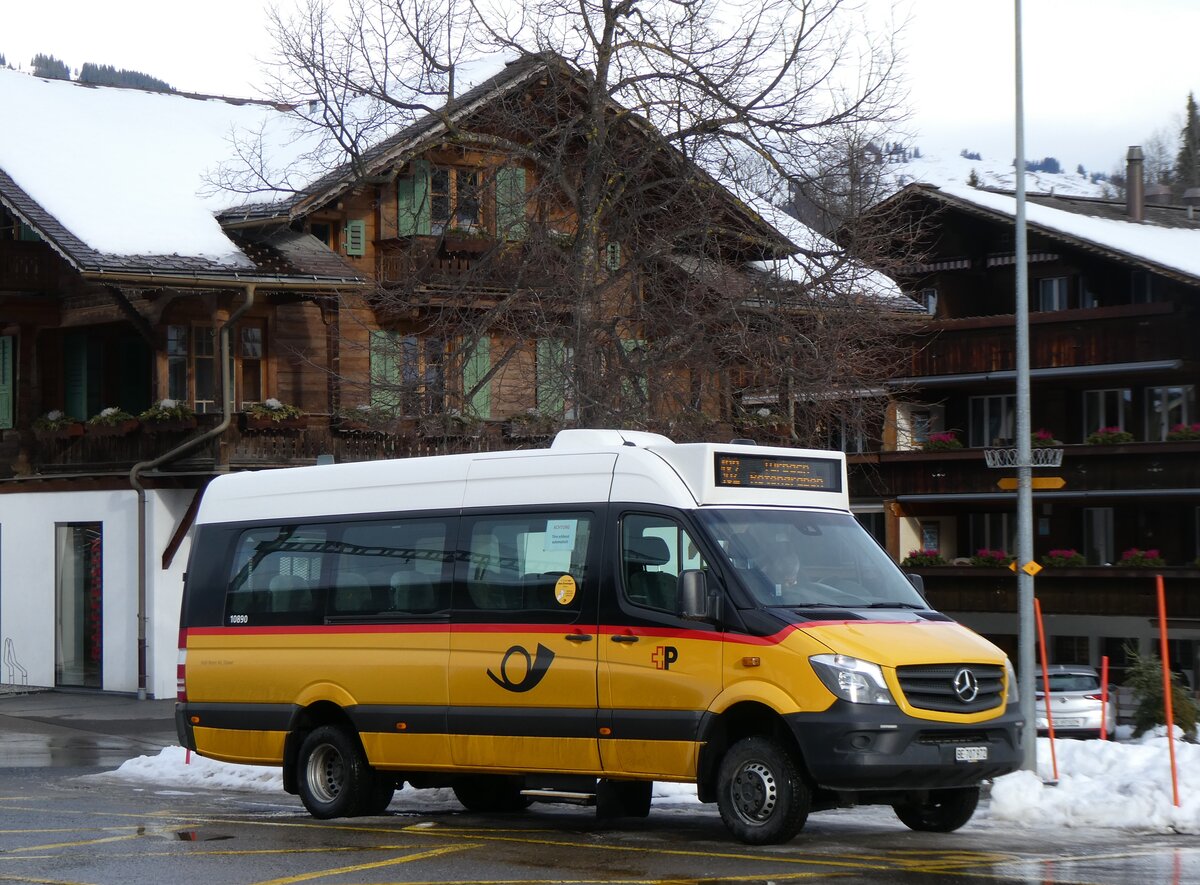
<box><xmin>0</xmin><ymin>68</ymin><xmax>363</xmax><ymax>283</ymax></box>
<box><xmin>889</xmin><ymin>182</ymin><xmax>1200</xmax><ymax>285</ymax></box>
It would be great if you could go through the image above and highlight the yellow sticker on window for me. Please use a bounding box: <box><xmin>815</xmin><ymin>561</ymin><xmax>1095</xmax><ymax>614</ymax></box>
<box><xmin>555</xmin><ymin>574</ymin><xmax>577</xmax><ymax>605</ymax></box>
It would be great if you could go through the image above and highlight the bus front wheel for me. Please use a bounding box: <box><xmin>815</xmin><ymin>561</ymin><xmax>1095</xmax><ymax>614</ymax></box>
<box><xmin>716</xmin><ymin>736</ymin><xmax>809</xmax><ymax>844</ymax></box>
<box><xmin>297</xmin><ymin>725</ymin><xmax>372</xmax><ymax>819</ymax></box>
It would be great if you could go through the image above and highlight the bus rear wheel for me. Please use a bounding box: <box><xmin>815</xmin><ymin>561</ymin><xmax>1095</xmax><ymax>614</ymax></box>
<box><xmin>716</xmin><ymin>736</ymin><xmax>809</xmax><ymax>844</ymax></box>
<box><xmin>297</xmin><ymin>725</ymin><xmax>373</xmax><ymax>819</ymax></box>
<box><xmin>892</xmin><ymin>786</ymin><xmax>979</xmax><ymax>832</ymax></box>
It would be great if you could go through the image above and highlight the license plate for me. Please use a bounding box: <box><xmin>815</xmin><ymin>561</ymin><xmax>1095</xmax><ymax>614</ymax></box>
<box><xmin>955</xmin><ymin>746</ymin><xmax>988</xmax><ymax>763</ymax></box>
<box><xmin>1055</xmin><ymin>718</ymin><xmax>1084</xmax><ymax>727</ymax></box>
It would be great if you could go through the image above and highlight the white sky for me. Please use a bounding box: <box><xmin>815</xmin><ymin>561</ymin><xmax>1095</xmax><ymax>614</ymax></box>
<box><xmin>3</xmin><ymin>1</ymin><xmax>1198</xmax><ymax>178</ymax></box>
<box><xmin>94</xmin><ymin>729</ymin><xmax>1200</xmax><ymax>833</ymax></box>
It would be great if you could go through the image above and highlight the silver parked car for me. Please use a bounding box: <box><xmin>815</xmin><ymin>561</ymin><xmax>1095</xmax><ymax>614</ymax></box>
<box><xmin>1035</xmin><ymin>664</ymin><xmax>1117</xmax><ymax>738</ymax></box>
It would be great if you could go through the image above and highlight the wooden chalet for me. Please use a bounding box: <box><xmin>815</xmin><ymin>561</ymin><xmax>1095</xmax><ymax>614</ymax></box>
<box><xmin>857</xmin><ymin>152</ymin><xmax>1200</xmax><ymax>684</ymax></box>
<box><xmin>0</xmin><ymin>56</ymin><xmax>809</xmax><ymax>696</ymax></box>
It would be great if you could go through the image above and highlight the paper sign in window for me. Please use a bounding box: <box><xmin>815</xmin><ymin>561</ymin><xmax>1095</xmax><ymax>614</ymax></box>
<box><xmin>545</xmin><ymin>519</ymin><xmax>577</xmax><ymax>551</ymax></box>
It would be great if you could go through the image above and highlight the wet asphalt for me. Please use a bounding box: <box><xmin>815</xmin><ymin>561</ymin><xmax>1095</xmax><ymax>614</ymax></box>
<box><xmin>0</xmin><ymin>687</ymin><xmax>178</xmax><ymax>768</ymax></box>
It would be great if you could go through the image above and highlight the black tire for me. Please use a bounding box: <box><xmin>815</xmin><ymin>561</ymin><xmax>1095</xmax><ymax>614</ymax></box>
<box><xmin>716</xmin><ymin>736</ymin><xmax>809</xmax><ymax>845</ymax></box>
<box><xmin>360</xmin><ymin>777</ymin><xmax>398</xmax><ymax>815</ymax></box>
<box><xmin>892</xmin><ymin>786</ymin><xmax>980</xmax><ymax>832</ymax></box>
<box><xmin>453</xmin><ymin>775</ymin><xmax>531</xmax><ymax>813</ymax></box>
<box><xmin>296</xmin><ymin>725</ymin><xmax>373</xmax><ymax>819</ymax></box>
<box><xmin>596</xmin><ymin>779</ymin><xmax>653</xmax><ymax>819</ymax></box>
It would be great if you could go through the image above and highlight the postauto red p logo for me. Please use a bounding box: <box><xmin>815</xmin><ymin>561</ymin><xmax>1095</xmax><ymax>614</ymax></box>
<box><xmin>652</xmin><ymin>645</ymin><xmax>678</xmax><ymax>670</ymax></box>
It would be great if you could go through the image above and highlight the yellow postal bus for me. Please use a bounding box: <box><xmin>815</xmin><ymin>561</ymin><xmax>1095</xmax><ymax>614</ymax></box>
<box><xmin>176</xmin><ymin>429</ymin><xmax>1020</xmax><ymax>844</ymax></box>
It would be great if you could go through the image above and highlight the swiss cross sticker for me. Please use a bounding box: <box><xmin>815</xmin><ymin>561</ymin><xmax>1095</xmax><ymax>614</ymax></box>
<box><xmin>652</xmin><ymin>645</ymin><xmax>678</xmax><ymax>670</ymax></box>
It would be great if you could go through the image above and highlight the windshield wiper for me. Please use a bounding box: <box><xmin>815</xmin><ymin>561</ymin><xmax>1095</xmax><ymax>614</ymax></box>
<box><xmin>860</xmin><ymin>602</ymin><xmax>926</xmax><ymax>609</ymax></box>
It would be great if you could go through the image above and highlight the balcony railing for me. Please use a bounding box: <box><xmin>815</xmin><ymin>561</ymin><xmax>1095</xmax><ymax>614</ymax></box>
<box><xmin>26</xmin><ymin>416</ymin><xmax>519</xmax><ymax>476</ymax></box>
<box><xmin>0</xmin><ymin>241</ymin><xmax>57</xmax><ymax>291</ymax></box>
<box><xmin>865</xmin><ymin>440</ymin><xmax>1200</xmax><ymax>498</ymax></box>
<box><xmin>904</xmin><ymin>302</ymin><xmax>1188</xmax><ymax>380</ymax></box>
<box><xmin>914</xmin><ymin>565</ymin><xmax>1200</xmax><ymax>618</ymax></box>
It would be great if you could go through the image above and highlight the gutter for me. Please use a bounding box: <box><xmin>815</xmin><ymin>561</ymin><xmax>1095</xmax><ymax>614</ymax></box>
<box><xmin>127</xmin><ymin>284</ymin><xmax>257</xmax><ymax>700</ymax></box>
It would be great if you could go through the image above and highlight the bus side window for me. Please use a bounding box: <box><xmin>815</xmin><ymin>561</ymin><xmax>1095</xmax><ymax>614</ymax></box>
<box><xmin>621</xmin><ymin>513</ymin><xmax>705</xmax><ymax>612</ymax></box>
<box><xmin>225</xmin><ymin>525</ymin><xmax>326</xmax><ymax>625</ymax></box>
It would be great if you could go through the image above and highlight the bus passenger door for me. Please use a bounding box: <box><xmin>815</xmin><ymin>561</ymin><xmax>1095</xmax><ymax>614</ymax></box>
<box><xmin>599</xmin><ymin>511</ymin><xmax>724</xmax><ymax>778</ymax></box>
<box><xmin>449</xmin><ymin>510</ymin><xmax>601</xmax><ymax>773</ymax></box>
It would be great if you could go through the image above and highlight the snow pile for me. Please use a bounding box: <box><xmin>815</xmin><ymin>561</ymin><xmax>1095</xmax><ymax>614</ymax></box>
<box><xmin>97</xmin><ymin>734</ymin><xmax>1200</xmax><ymax>830</ymax></box>
<box><xmin>987</xmin><ymin>730</ymin><xmax>1200</xmax><ymax>833</ymax></box>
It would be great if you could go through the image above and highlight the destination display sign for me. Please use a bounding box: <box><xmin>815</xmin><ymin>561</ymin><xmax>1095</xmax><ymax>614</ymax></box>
<box><xmin>714</xmin><ymin>453</ymin><xmax>842</xmax><ymax>492</ymax></box>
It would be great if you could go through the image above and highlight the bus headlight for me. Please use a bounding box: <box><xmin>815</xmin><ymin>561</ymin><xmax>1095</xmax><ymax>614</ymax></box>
<box><xmin>1005</xmin><ymin>658</ymin><xmax>1019</xmax><ymax>704</ymax></box>
<box><xmin>810</xmin><ymin>654</ymin><xmax>895</xmax><ymax>705</ymax></box>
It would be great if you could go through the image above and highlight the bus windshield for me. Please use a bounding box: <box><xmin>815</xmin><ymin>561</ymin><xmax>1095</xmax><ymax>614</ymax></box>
<box><xmin>695</xmin><ymin>509</ymin><xmax>927</xmax><ymax>610</ymax></box>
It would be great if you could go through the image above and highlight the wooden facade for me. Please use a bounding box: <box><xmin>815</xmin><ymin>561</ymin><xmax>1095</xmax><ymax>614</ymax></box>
<box><xmin>856</xmin><ymin>182</ymin><xmax>1200</xmax><ymax>681</ymax></box>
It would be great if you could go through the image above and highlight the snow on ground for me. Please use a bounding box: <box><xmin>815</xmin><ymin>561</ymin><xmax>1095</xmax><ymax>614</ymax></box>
<box><xmin>882</xmin><ymin>147</ymin><xmax>1111</xmax><ymax>198</ymax></box>
<box><xmin>94</xmin><ymin>732</ymin><xmax>1199</xmax><ymax>831</ymax></box>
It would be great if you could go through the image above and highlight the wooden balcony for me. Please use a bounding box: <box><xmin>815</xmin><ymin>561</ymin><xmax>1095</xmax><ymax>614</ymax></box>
<box><xmin>26</xmin><ymin>416</ymin><xmax>517</xmax><ymax>476</ymax></box>
<box><xmin>904</xmin><ymin>302</ymin><xmax>1193</xmax><ymax>380</ymax></box>
<box><xmin>374</xmin><ymin>235</ymin><xmax>567</xmax><ymax>303</ymax></box>
<box><xmin>859</xmin><ymin>440</ymin><xmax>1200</xmax><ymax>500</ymax></box>
<box><xmin>914</xmin><ymin>565</ymin><xmax>1200</xmax><ymax>619</ymax></box>
<box><xmin>0</xmin><ymin>241</ymin><xmax>58</xmax><ymax>291</ymax></box>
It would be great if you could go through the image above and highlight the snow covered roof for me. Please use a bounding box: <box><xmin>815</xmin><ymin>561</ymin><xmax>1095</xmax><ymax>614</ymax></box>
<box><xmin>0</xmin><ymin>69</ymin><xmax>362</xmax><ymax>283</ymax></box>
<box><xmin>894</xmin><ymin>182</ymin><xmax>1200</xmax><ymax>285</ymax></box>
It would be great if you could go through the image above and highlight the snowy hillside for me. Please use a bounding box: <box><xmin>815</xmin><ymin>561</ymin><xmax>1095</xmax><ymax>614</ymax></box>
<box><xmin>882</xmin><ymin>147</ymin><xmax>1112</xmax><ymax>198</ymax></box>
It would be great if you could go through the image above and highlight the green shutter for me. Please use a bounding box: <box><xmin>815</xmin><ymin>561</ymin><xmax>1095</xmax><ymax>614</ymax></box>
<box><xmin>344</xmin><ymin>219</ymin><xmax>366</xmax><ymax>256</ymax></box>
<box><xmin>397</xmin><ymin>160</ymin><xmax>432</xmax><ymax>236</ymax></box>
<box><xmin>0</xmin><ymin>336</ymin><xmax>13</xmax><ymax>430</ymax></box>
<box><xmin>463</xmin><ymin>337</ymin><xmax>492</xmax><ymax>419</ymax></box>
<box><xmin>621</xmin><ymin>338</ymin><xmax>648</xmax><ymax>406</ymax></box>
<box><xmin>495</xmin><ymin>166</ymin><xmax>528</xmax><ymax>240</ymax></box>
<box><xmin>536</xmin><ymin>338</ymin><xmax>565</xmax><ymax>416</ymax></box>
<box><xmin>370</xmin><ymin>330</ymin><xmax>401</xmax><ymax>410</ymax></box>
<box><xmin>64</xmin><ymin>332</ymin><xmax>88</xmax><ymax>420</ymax></box>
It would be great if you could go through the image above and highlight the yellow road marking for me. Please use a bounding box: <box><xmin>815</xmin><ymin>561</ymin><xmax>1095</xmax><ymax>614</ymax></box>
<box><xmin>250</xmin><ymin>844</ymin><xmax>477</xmax><ymax>885</ymax></box>
<box><xmin>4</xmin><ymin>832</ymin><xmax>142</xmax><ymax>853</ymax></box>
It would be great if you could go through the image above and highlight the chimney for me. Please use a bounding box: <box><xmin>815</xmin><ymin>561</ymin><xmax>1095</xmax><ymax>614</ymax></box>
<box><xmin>1126</xmin><ymin>145</ymin><xmax>1145</xmax><ymax>222</ymax></box>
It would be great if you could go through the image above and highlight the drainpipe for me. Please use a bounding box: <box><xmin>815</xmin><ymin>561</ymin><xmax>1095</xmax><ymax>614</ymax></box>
<box><xmin>129</xmin><ymin>284</ymin><xmax>256</xmax><ymax>700</ymax></box>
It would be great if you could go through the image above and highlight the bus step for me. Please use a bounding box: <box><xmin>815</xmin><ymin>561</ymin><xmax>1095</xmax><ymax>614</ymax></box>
<box><xmin>520</xmin><ymin>789</ymin><xmax>596</xmax><ymax>806</ymax></box>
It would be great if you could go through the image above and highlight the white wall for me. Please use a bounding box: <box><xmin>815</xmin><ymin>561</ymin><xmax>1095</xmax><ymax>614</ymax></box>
<box><xmin>0</xmin><ymin>487</ymin><xmax>193</xmax><ymax>698</ymax></box>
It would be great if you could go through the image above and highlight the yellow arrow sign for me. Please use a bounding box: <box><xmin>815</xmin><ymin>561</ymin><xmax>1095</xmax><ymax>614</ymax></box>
<box><xmin>997</xmin><ymin>477</ymin><xmax>1066</xmax><ymax>490</ymax></box>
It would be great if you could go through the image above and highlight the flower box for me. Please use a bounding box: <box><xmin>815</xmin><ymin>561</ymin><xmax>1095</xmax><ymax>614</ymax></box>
<box><xmin>442</xmin><ymin>235</ymin><xmax>492</xmax><ymax>254</ymax></box>
<box><xmin>142</xmin><ymin>417</ymin><xmax>198</xmax><ymax>434</ymax></box>
<box><xmin>241</xmin><ymin>414</ymin><xmax>308</xmax><ymax>432</ymax></box>
<box><xmin>34</xmin><ymin>422</ymin><xmax>84</xmax><ymax>441</ymax></box>
<box><xmin>85</xmin><ymin>418</ymin><xmax>140</xmax><ymax>437</ymax></box>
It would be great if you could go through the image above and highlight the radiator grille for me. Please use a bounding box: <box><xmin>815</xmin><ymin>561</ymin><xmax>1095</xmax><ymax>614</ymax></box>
<box><xmin>896</xmin><ymin>663</ymin><xmax>1005</xmax><ymax>713</ymax></box>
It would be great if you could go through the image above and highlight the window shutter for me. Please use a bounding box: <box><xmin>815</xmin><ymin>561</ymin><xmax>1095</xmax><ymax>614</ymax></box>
<box><xmin>0</xmin><ymin>336</ymin><xmax>13</xmax><ymax>430</ymax></box>
<box><xmin>397</xmin><ymin>160</ymin><xmax>432</xmax><ymax>236</ymax></box>
<box><xmin>495</xmin><ymin>166</ymin><xmax>528</xmax><ymax>240</ymax></box>
<box><xmin>536</xmin><ymin>338</ymin><xmax>565</xmax><ymax>416</ymax></box>
<box><xmin>344</xmin><ymin>219</ymin><xmax>367</xmax><ymax>256</ymax></box>
<box><xmin>64</xmin><ymin>332</ymin><xmax>88</xmax><ymax>420</ymax></box>
<box><xmin>370</xmin><ymin>331</ymin><xmax>402</xmax><ymax>410</ymax></box>
<box><xmin>463</xmin><ymin>336</ymin><xmax>492</xmax><ymax>419</ymax></box>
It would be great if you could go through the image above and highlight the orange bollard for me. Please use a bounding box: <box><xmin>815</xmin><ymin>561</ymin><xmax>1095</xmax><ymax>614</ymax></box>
<box><xmin>1100</xmin><ymin>655</ymin><xmax>1110</xmax><ymax>741</ymax></box>
<box><xmin>1156</xmin><ymin>575</ymin><xmax>1180</xmax><ymax>807</ymax></box>
<box><xmin>1034</xmin><ymin>597</ymin><xmax>1058</xmax><ymax>782</ymax></box>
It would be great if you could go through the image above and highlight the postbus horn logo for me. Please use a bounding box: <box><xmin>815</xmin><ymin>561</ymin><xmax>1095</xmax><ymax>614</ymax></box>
<box><xmin>488</xmin><ymin>643</ymin><xmax>556</xmax><ymax>693</ymax></box>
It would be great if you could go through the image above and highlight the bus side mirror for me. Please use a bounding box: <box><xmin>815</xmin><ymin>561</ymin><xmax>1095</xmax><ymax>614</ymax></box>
<box><xmin>679</xmin><ymin>569</ymin><xmax>721</xmax><ymax>622</ymax></box>
<box><xmin>906</xmin><ymin>572</ymin><xmax>926</xmax><ymax>600</ymax></box>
